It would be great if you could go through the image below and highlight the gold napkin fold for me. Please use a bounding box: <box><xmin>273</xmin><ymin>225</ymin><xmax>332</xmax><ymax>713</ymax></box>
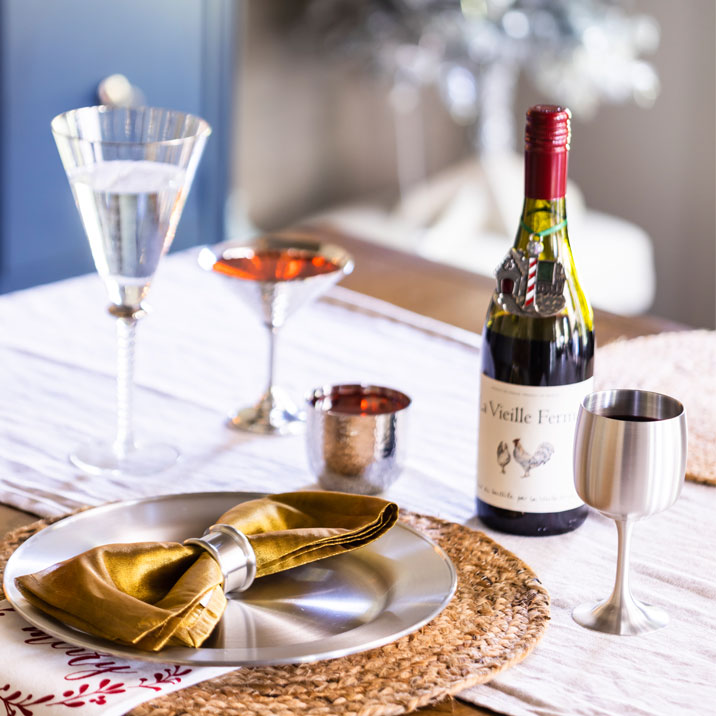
<box><xmin>14</xmin><ymin>491</ymin><xmax>398</xmax><ymax>651</ymax></box>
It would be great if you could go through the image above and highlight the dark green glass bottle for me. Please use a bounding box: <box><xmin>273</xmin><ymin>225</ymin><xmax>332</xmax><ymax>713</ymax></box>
<box><xmin>477</xmin><ymin>105</ymin><xmax>594</xmax><ymax>536</ymax></box>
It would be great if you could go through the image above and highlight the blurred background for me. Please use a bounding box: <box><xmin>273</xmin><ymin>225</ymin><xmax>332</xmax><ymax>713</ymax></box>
<box><xmin>232</xmin><ymin>0</ymin><xmax>715</xmax><ymax>328</ymax></box>
<box><xmin>0</xmin><ymin>0</ymin><xmax>713</xmax><ymax>328</ymax></box>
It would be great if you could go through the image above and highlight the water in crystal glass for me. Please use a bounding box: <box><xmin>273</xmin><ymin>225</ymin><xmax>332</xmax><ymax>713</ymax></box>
<box><xmin>52</xmin><ymin>106</ymin><xmax>211</xmax><ymax>475</ymax></box>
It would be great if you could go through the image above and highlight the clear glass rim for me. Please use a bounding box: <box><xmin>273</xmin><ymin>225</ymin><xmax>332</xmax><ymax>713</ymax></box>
<box><xmin>50</xmin><ymin>105</ymin><xmax>212</xmax><ymax>146</ymax></box>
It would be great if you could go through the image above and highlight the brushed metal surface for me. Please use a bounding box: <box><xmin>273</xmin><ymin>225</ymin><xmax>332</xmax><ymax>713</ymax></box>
<box><xmin>4</xmin><ymin>492</ymin><xmax>456</xmax><ymax>665</ymax></box>
<box><xmin>573</xmin><ymin>389</ymin><xmax>686</xmax><ymax>520</ymax></box>
<box><xmin>572</xmin><ymin>389</ymin><xmax>686</xmax><ymax>635</ymax></box>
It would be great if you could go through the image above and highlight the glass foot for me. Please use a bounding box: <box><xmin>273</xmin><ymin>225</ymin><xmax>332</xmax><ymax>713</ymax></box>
<box><xmin>572</xmin><ymin>597</ymin><xmax>669</xmax><ymax>636</ymax></box>
<box><xmin>69</xmin><ymin>440</ymin><xmax>180</xmax><ymax>476</ymax></box>
<box><xmin>228</xmin><ymin>386</ymin><xmax>305</xmax><ymax>436</ymax></box>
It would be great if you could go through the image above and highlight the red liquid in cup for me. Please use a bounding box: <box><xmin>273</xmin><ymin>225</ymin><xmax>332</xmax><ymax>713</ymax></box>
<box><xmin>315</xmin><ymin>391</ymin><xmax>409</xmax><ymax>417</ymax></box>
<box><xmin>213</xmin><ymin>249</ymin><xmax>341</xmax><ymax>281</ymax></box>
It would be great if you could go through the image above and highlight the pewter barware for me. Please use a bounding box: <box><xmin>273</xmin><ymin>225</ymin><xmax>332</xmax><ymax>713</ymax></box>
<box><xmin>572</xmin><ymin>389</ymin><xmax>686</xmax><ymax>635</ymax></box>
<box><xmin>199</xmin><ymin>235</ymin><xmax>354</xmax><ymax>436</ymax></box>
<box><xmin>307</xmin><ymin>384</ymin><xmax>411</xmax><ymax>495</ymax></box>
<box><xmin>52</xmin><ymin>106</ymin><xmax>210</xmax><ymax>475</ymax></box>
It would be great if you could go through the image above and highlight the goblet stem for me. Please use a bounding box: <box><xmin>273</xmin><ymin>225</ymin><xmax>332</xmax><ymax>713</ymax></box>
<box><xmin>69</xmin><ymin>304</ymin><xmax>178</xmax><ymax>475</ymax></box>
<box><xmin>265</xmin><ymin>325</ymin><xmax>278</xmax><ymax>396</ymax></box>
<box><xmin>573</xmin><ymin>517</ymin><xmax>669</xmax><ymax>634</ymax></box>
<box><xmin>227</xmin><ymin>323</ymin><xmax>303</xmax><ymax>435</ymax></box>
<box><xmin>610</xmin><ymin>518</ymin><xmax>634</xmax><ymax>613</ymax></box>
<box><xmin>113</xmin><ymin>312</ymin><xmax>139</xmax><ymax>458</ymax></box>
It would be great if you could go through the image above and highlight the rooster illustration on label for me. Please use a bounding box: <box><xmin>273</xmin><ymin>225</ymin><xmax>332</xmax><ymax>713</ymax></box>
<box><xmin>496</xmin><ymin>438</ymin><xmax>554</xmax><ymax>478</ymax></box>
<box><xmin>497</xmin><ymin>441</ymin><xmax>511</xmax><ymax>473</ymax></box>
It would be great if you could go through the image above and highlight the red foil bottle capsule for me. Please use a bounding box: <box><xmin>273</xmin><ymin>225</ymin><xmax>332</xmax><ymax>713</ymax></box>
<box><xmin>524</xmin><ymin>105</ymin><xmax>571</xmax><ymax>200</ymax></box>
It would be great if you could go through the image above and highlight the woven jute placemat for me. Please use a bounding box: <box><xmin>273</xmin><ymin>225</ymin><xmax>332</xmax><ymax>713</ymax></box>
<box><xmin>0</xmin><ymin>509</ymin><xmax>549</xmax><ymax>716</ymax></box>
<box><xmin>596</xmin><ymin>329</ymin><xmax>716</xmax><ymax>486</ymax></box>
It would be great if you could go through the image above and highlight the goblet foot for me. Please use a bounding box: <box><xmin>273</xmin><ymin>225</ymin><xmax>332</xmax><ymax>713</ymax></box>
<box><xmin>228</xmin><ymin>386</ymin><xmax>305</xmax><ymax>436</ymax></box>
<box><xmin>70</xmin><ymin>440</ymin><xmax>180</xmax><ymax>476</ymax></box>
<box><xmin>572</xmin><ymin>597</ymin><xmax>669</xmax><ymax>636</ymax></box>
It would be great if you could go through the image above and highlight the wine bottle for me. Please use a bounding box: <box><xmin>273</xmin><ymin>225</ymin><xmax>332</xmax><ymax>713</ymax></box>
<box><xmin>477</xmin><ymin>105</ymin><xmax>594</xmax><ymax>536</ymax></box>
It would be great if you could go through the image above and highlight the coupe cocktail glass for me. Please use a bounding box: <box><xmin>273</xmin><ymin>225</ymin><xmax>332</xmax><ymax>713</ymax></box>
<box><xmin>199</xmin><ymin>233</ymin><xmax>354</xmax><ymax>435</ymax></box>
<box><xmin>52</xmin><ymin>106</ymin><xmax>211</xmax><ymax>474</ymax></box>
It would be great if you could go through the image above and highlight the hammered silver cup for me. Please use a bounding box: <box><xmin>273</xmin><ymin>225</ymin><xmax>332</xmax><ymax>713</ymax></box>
<box><xmin>306</xmin><ymin>384</ymin><xmax>411</xmax><ymax>495</ymax></box>
<box><xmin>572</xmin><ymin>389</ymin><xmax>687</xmax><ymax>636</ymax></box>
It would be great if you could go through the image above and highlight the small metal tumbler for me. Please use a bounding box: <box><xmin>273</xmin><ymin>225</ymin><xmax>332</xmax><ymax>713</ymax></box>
<box><xmin>306</xmin><ymin>384</ymin><xmax>411</xmax><ymax>495</ymax></box>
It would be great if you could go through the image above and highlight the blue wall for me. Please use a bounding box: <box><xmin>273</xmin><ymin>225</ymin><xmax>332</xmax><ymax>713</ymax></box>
<box><xmin>0</xmin><ymin>0</ymin><xmax>236</xmax><ymax>292</ymax></box>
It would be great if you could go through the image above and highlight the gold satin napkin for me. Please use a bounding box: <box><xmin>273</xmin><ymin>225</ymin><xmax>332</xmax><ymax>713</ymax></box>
<box><xmin>14</xmin><ymin>491</ymin><xmax>398</xmax><ymax>651</ymax></box>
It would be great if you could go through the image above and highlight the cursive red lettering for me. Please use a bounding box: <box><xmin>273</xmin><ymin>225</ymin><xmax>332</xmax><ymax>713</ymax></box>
<box><xmin>66</xmin><ymin>663</ymin><xmax>135</xmax><ymax>680</ymax></box>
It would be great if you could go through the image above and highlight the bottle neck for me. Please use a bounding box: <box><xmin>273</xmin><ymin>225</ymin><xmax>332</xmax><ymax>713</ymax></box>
<box><xmin>516</xmin><ymin>197</ymin><xmax>568</xmax><ymax>260</ymax></box>
<box><xmin>521</xmin><ymin>196</ymin><xmax>567</xmax><ymax>227</ymax></box>
<box><xmin>525</xmin><ymin>148</ymin><xmax>568</xmax><ymax>199</ymax></box>
<box><xmin>519</xmin><ymin>145</ymin><xmax>569</xmax><ymax>260</ymax></box>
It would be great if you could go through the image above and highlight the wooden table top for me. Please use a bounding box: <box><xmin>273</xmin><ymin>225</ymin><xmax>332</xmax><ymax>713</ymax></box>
<box><xmin>0</xmin><ymin>229</ymin><xmax>685</xmax><ymax>716</ymax></box>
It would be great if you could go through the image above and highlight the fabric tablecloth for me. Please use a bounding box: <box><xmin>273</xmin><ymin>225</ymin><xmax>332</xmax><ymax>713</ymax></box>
<box><xmin>0</xmin><ymin>250</ymin><xmax>714</xmax><ymax>716</ymax></box>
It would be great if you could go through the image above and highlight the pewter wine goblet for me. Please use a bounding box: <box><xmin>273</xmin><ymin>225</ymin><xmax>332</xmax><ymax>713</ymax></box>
<box><xmin>199</xmin><ymin>234</ymin><xmax>354</xmax><ymax>435</ymax></box>
<box><xmin>52</xmin><ymin>106</ymin><xmax>210</xmax><ymax>475</ymax></box>
<box><xmin>572</xmin><ymin>389</ymin><xmax>686</xmax><ymax>635</ymax></box>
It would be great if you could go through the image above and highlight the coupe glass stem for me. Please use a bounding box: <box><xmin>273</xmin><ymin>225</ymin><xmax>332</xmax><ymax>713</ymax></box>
<box><xmin>265</xmin><ymin>326</ymin><xmax>278</xmax><ymax>396</ymax></box>
<box><xmin>113</xmin><ymin>314</ymin><xmax>139</xmax><ymax>458</ymax></box>
<box><xmin>609</xmin><ymin>519</ymin><xmax>634</xmax><ymax>612</ymax></box>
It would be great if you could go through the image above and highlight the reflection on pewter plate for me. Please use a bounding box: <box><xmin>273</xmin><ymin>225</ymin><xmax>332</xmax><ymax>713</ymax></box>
<box><xmin>3</xmin><ymin>492</ymin><xmax>457</xmax><ymax>666</ymax></box>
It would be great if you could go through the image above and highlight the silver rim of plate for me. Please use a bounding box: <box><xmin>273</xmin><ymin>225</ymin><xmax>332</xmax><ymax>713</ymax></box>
<box><xmin>3</xmin><ymin>492</ymin><xmax>457</xmax><ymax>666</ymax></box>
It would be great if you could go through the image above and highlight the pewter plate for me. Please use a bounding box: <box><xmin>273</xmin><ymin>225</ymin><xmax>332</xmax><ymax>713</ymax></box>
<box><xmin>3</xmin><ymin>492</ymin><xmax>457</xmax><ymax>666</ymax></box>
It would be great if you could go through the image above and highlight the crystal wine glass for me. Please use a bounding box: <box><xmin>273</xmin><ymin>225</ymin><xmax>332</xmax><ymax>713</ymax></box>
<box><xmin>199</xmin><ymin>233</ymin><xmax>354</xmax><ymax>435</ymax></box>
<box><xmin>572</xmin><ymin>388</ymin><xmax>687</xmax><ymax>635</ymax></box>
<box><xmin>52</xmin><ymin>106</ymin><xmax>211</xmax><ymax>475</ymax></box>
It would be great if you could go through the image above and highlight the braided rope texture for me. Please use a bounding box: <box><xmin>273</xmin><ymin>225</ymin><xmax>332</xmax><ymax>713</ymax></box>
<box><xmin>1</xmin><ymin>510</ymin><xmax>550</xmax><ymax>716</ymax></box>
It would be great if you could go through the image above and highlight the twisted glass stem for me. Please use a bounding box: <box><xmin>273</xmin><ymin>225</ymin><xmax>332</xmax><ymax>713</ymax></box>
<box><xmin>112</xmin><ymin>312</ymin><xmax>139</xmax><ymax>458</ymax></box>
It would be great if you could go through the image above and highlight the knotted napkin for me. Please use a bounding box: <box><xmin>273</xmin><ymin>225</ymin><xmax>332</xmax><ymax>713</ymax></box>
<box><xmin>13</xmin><ymin>491</ymin><xmax>398</xmax><ymax>652</ymax></box>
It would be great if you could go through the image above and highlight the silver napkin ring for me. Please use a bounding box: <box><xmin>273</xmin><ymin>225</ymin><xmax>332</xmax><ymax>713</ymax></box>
<box><xmin>184</xmin><ymin>524</ymin><xmax>257</xmax><ymax>593</ymax></box>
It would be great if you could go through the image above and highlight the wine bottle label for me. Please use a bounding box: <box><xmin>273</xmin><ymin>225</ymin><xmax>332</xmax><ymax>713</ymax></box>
<box><xmin>477</xmin><ymin>374</ymin><xmax>593</xmax><ymax>513</ymax></box>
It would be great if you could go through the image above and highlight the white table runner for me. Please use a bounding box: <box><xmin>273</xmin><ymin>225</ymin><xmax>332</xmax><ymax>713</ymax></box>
<box><xmin>0</xmin><ymin>601</ymin><xmax>231</xmax><ymax>716</ymax></box>
<box><xmin>0</xmin><ymin>250</ymin><xmax>714</xmax><ymax>715</ymax></box>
